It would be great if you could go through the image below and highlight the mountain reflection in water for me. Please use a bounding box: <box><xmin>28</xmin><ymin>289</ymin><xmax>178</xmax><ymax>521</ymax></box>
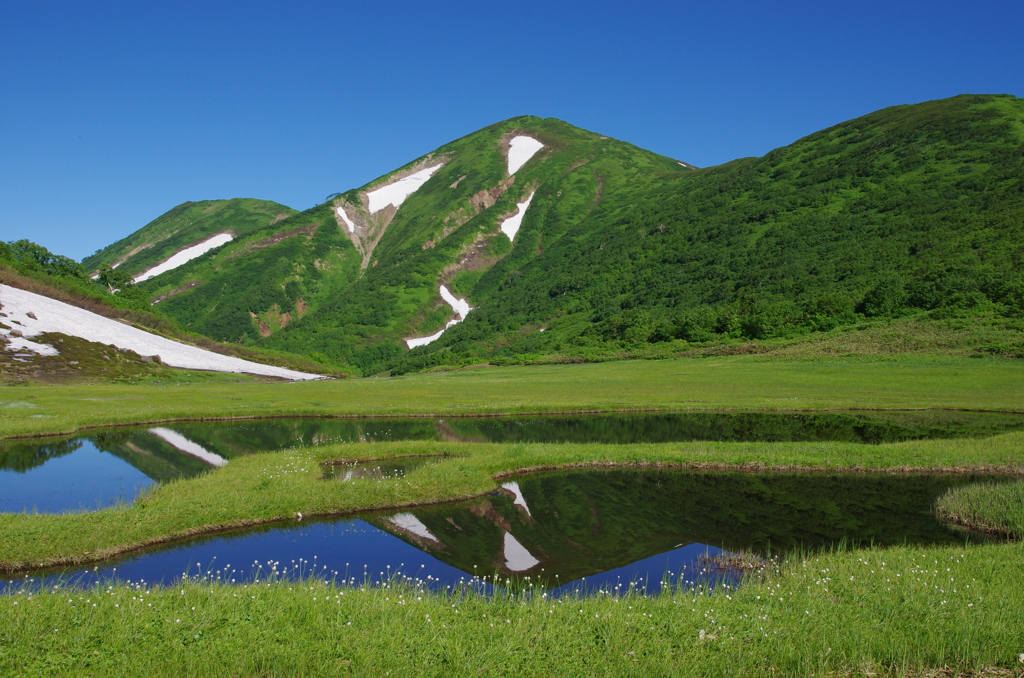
<box><xmin>6</xmin><ymin>409</ymin><xmax>1024</xmax><ymax>514</ymax></box>
<box><xmin>9</xmin><ymin>469</ymin><xmax>1001</xmax><ymax>595</ymax></box>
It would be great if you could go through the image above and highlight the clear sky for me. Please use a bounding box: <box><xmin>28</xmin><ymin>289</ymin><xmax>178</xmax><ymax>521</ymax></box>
<box><xmin>2</xmin><ymin>0</ymin><xmax>1022</xmax><ymax>260</ymax></box>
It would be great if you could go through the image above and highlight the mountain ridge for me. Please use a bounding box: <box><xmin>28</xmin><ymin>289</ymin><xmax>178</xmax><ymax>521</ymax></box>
<box><xmin>81</xmin><ymin>198</ymin><xmax>298</xmax><ymax>278</ymax></box>
<box><xmin>15</xmin><ymin>94</ymin><xmax>1022</xmax><ymax>377</ymax></box>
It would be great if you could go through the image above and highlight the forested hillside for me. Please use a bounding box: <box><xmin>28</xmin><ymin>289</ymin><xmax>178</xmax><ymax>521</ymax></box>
<box><xmin>420</xmin><ymin>94</ymin><xmax>1024</xmax><ymax>371</ymax></box>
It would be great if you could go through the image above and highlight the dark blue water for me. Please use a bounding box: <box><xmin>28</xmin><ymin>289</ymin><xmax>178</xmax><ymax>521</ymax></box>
<box><xmin>543</xmin><ymin>543</ymin><xmax>734</xmax><ymax>597</ymax></box>
<box><xmin>0</xmin><ymin>441</ymin><xmax>151</xmax><ymax>513</ymax></box>
<box><xmin>2</xmin><ymin>516</ymin><xmax>732</xmax><ymax>597</ymax></box>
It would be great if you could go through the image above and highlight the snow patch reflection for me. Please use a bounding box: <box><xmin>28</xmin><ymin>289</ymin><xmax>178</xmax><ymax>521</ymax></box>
<box><xmin>149</xmin><ymin>428</ymin><xmax>228</xmax><ymax>467</ymax></box>
<box><xmin>503</xmin><ymin>531</ymin><xmax>540</xmax><ymax>571</ymax></box>
<box><xmin>389</xmin><ymin>512</ymin><xmax>440</xmax><ymax>542</ymax></box>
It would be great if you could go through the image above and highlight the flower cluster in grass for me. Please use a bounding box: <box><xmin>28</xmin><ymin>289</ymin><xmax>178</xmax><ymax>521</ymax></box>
<box><xmin>3</xmin><ymin>543</ymin><xmax>1023</xmax><ymax>677</ymax></box>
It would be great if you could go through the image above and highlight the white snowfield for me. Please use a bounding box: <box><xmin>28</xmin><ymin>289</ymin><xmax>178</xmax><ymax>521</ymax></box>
<box><xmin>2</xmin><ymin>330</ymin><xmax>59</xmax><ymax>356</ymax></box>
<box><xmin>389</xmin><ymin>512</ymin><xmax>439</xmax><ymax>542</ymax></box>
<box><xmin>439</xmin><ymin>285</ymin><xmax>471</xmax><ymax>320</ymax></box>
<box><xmin>501</xmin><ymin>481</ymin><xmax>532</xmax><ymax>516</ymax></box>
<box><xmin>367</xmin><ymin>164</ymin><xmax>443</xmax><ymax>214</ymax></box>
<box><xmin>148</xmin><ymin>428</ymin><xmax>228</xmax><ymax>467</ymax></box>
<box><xmin>499</xmin><ymin>191</ymin><xmax>536</xmax><ymax>242</ymax></box>
<box><xmin>405</xmin><ymin>285</ymin><xmax>472</xmax><ymax>349</ymax></box>
<box><xmin>0</xmin><ymin>284</ymin><xmax>323</xmax><ymax>380</ymax></box>
<box><xmin>503</xmin><ymin>531</ymin><xmax>540</xmax><ymax>571</ymax></box>
<box><xmin>334</xmin><ymin>205</ymin><xmax>356</xmax><ymax>233</ymax></box>
<box><xmin>507</xmin><ymin>136</ymin><xmax>544</xmax><ymax>175</ymax></box>
<box><xmin>134</xmin><ymin>233</ymin><xmax>234</xmax><ymax>283</ymax></box>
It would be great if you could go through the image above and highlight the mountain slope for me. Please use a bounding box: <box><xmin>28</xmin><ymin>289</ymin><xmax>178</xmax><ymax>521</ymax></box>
<box><xmin>0</xmin><ymin>284</ymin><xmax>320</xmax><ymax>379</ymax></box>
<box><xmin>82</xmin><ymin>198</ymin><xmax>297</xmax><ymax>279</ymax></box>
<box><xmin>1</xmin><ymin>241</ymin><xmax>338</xmax><ymax>383</ymax></box>
<box><xmin>136</xmin><ymin>116</ymin><xmax>688</xmax><ymax>372</ymax></box>
<box><xmin>95</xmin><ymin>94</ymin><xmax>1024</xmax><ymax>375</ymax></box>
<box><xmin>433</xmin><ymin>94</ymin><xmax>1024</xmax><ymax>365</ymax></box>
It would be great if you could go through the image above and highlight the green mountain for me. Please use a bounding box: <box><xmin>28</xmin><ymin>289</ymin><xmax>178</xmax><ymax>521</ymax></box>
<box><xmin>81</xmin><ymin>198</ymin><xmax>297</xmax><ymax>279</ymax></box>
<box><xmin>99</xmin><ymin>94</ymin><xmax>1024</xmax><ymax>375</ymax></box>
<box><xmin>132</xmin><ymin>116</ymin><xmax>686</xmax><ymax>372</ymax></box>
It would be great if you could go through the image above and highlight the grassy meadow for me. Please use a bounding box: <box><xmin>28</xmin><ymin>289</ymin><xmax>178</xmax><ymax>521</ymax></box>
<box><xmin>4</xmin><ymin>543</ymin><xmax>1023</xmax><ymax>677</ymax></box>
<box><xmin>3</xmin><ymin>354</ymin><xmax>1023</xmax><ymax>440</ymax></box>
<box><xmin>2</xmin><ymin>355</ymin><xmax>1024</xmax><ymax>676</ymax></box>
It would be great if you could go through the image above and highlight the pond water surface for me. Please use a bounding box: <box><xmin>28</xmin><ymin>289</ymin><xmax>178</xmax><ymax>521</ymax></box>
<box><xmin>5</xmin><ymin>469</ymin><xmax>1003</xmax><ymax>596</ymax></box>
<box><xmin>3</xmin><ymin>410</ymin><xmax>1023</xmax><ymax>514</ymax></box>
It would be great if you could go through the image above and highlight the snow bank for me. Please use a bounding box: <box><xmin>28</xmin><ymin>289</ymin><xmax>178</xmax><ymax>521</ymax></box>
<box><xmin>499</xmin><ymin>191</ymin><xmax>535</xmax><ymax>242</ymax></box>
<box><xmin>1</xmin><ymin>326</ymin><xmax>59</xmax><ymax>356</ymax></box>
<box><xmin>501</xmin><ymin>481</ymin><xmax>532</xmax><ymax>516</ymax></box>
<box><xmin>334</xmin><ymin>205</ymin><xmax>356</xmax><ymax>233</ymax></box>
<box><xmin>135</xmin><ymin>233</ymin><xmax>234</xmax><ymax>283</ymax></box>
<box><xmin>389</xmin><ymin>512</ymin><xmax>439</xmax><ymax>542</ymax></box>
<box><xmin>0</xmin><ymin>284</ymin><xmax>322</xmax><ymax>380</ymax></box>
<box><xmin>405</xmin><ymin>285</ymin><xmax>472</xmax><ymax>349</ymax></box>
<box><xmin>405</xmin><ymin>320</ymin><xmax>458</xmax><ymax>350</ymax></box>
<box><xmin>507</xmin><ymin>136</ymin><xmax>544</xmax><ymax>175</ymax></box>
<box><xmin>504</xmin><ymin>532</ymin><xmax>540</xmax><ymax>571</ymax></box>
<box><xmin>367</xmin><ymin>164</ymin><xmax>443</xmax><ymax>214</ymax></box>
<box><xmin>439</xmin><ymin>285</ymin><xmax>471</xmax><ymax>319</ymax></box>
<box><xmin>149</xmin><ymin>428</ymin><xmax>228</xmax><ymax>467</ymax></box>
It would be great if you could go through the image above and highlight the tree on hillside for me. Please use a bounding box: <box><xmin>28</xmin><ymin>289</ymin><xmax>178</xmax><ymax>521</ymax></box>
<box><xmin>96</xmin><ymin>264</ymin><xmax>136</xmax><ymax>294</ymax></box>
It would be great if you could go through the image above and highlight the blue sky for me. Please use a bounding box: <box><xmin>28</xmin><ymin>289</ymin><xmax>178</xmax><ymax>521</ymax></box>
<box><xmin>2</xmin><ymin>0</ymin><xmax>1022</xmax><ymax>260</ymax></box>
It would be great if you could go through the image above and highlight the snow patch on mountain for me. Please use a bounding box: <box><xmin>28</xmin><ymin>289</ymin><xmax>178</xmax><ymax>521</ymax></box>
<box><xmin>134</xmin><ymin>233</ymin><xmax>234</xmax><ymax>282</ymax></box>
<box><xmin>367</xmin><ymin>164</ymin><xmax>443</xmax><ymax>214</ymax></box>
<box><xmin>507</xmin><ymin>136</ymin><xmax>544</xmax><ymax>175</ymax></box>
<box><xmin>499</xmin><ymin>191</ymin><xmax>536</xmax><ymax>242</ymax></box>
<box><xmin>334</xmin><ymin>205</ymin><xmax>356</xmax><ymax>233</ymax></box>
<box><xmin>439</xmin><ymin>285</ymin><xmax>471</xmax><ymax>319</ymax></box>
<box><xmin>0</xmin><ymin>284</ymin><xmax>322</xmax><ymax>380</ymax></box>
<box><xmin>2</xmin><ymin>331</ymin><xmax>59</xmax><ymax>356</ymax></box>
<box><xmin>405</xmin><ymin>285</ymin><xmax>472</xmax><ymax>349</ymax></box>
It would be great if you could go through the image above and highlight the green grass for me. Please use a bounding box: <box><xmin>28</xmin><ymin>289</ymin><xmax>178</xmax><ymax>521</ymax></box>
<box><xmin>936</xmin><ymin>480</ymin><xmax>1024</xmax><ymax>538</ymax></box>
<box><xmin>4</xmin><ymin>432</ymin><xmax>1024</xmax><ymax>572</ymax></box>
<box><xmin>3</xmin><ymin>355</ymin><xmax>1023</xmax><ymax>439</ymax></box>
<box><xmin>3</xmin><ymin>355</ymin><xmax>1024</xmax><ymax>675</ymax></box>
<box><xmin>4</xmin><ymin>544</ymin><xmax>1023</xmax><ymax>676</ymax></box>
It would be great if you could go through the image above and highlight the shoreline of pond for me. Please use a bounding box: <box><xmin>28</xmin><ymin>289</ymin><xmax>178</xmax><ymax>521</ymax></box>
<box><xmin>3</xmin><ymin>460</ymin><xmax>1017</xmax><ymax>577</ymax></box>
<box><xmin>6</xmin><ymin>405</ymin><xmax>1024</xmax><ymax>442</ymax></box>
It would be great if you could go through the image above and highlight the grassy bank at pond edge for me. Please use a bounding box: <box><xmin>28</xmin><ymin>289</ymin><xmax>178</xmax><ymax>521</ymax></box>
<box><xmin>937</xmin><ymin>480</ymin><xmax>1024</xmax><ymax>538</ymax></box>
<box><xmin>3</xmin><ymin>434</ymin><xmax>1024</xmax><ymax>572</ymax></box>
<box><xmin>3</xmin><ymin>355</ymin><xmax>1024</xmax><ymax>440</ymax></box>
<box><xmin>4</xmin><ymin>543</ymin><xmax>1023</xmax><ymax>676</ymax></box>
